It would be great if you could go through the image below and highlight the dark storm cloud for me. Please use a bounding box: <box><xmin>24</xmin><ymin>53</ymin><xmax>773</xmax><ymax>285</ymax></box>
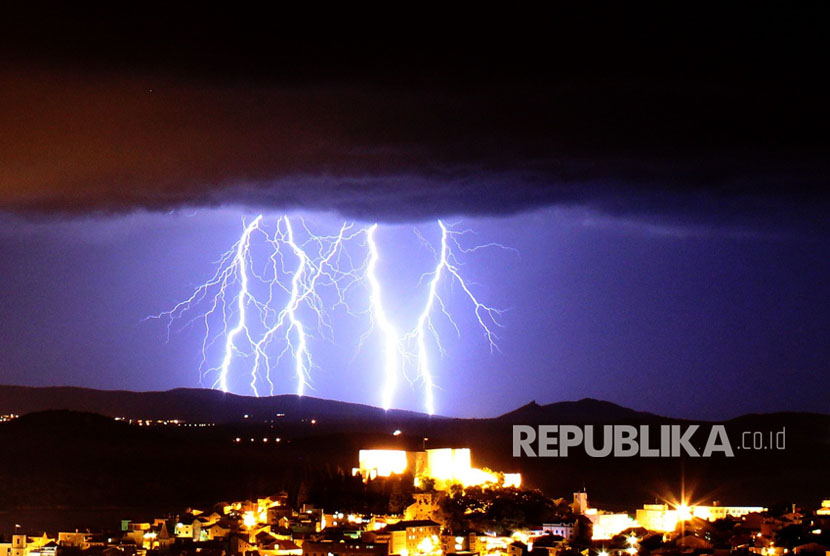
<box><xmin>1</xmin><ymin>5</ymin><xmax>828</xmax><ymax>228</ymax></box>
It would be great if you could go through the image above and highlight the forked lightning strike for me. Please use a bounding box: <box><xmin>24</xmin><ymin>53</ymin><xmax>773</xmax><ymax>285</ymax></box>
<box><xmin>365</xmin><ymin>224</ymin><xmax>404</xmax><ymax>411</ymax></box>
<box><xmin>250</xmin><ymin>218</ymin><xmax>361</xmax><ymax>397</ymax></box>
<box><xmin>149</xmin><ymin>216</ymin><xmax>510</xmax><ymax>414</ymax></box>
<box><xmin>410</xmin><ymin>220</ymin><xmax>508</xmax><ymax>414</ymax></box>
<box><xmin>217</xmin><ymin>216</ymin><xmax>263</xmax><ymax>392</ymax></box>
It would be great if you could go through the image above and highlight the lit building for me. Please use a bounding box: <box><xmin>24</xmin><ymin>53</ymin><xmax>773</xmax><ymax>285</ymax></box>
<box><xmin>354</xmin><ymin>448</ymin><xmax>521</xmax><ymax>490</ymax></box>
<box><xmin>541</xmin><ymin>522</ymin><xmax>575</xmax><ymax>540</ymax></box>
<box><xmin>377</xmin><ymin>520</ymin><xmax>442</xmax><ymax>555</ymax></box>
<box><xmin>691</xmin><ymin>505</ymin><xmax>766</xmax><ymax>521</ymax></box>
<box><xmin>572</xmin><ymin>492</ymin><xmax>637</xmax><ymax>540</ymax></box>
<box><xmin>57</xmin><ymin>532</ymin><xmax>92</xmax><ymax>549</ymax></box>
<box><xmin>0</xmin><ymin>534</ymin><xmax>57</xmax><ymax>556</ymax></box>
<box><xmin>303</xmin><ymin>541</ymin><xmax>387</xmax><ymax>556</ymax></box>
<box><xmin>635</xmin><ymin>502</ymin><xmax>767</xmax><ymax>533</ymax></box>
<box><xmin>356</xmin><ymin>450</ymin><xmax>410</xmax><ymax>480</ymax></box>
<box><xmin>585</xmin><ymin>510</ymin><xmax>639</xmax><ymax>540</ymax></box>
<box><xmin>441</xmin><ymin>531</ymin><xmax>482</xmax><ymax>554</ymax></box>
<box><xmin>572</xmin><ymin>492</ymin><xmax>588</xmax><ymax>515</ymax></box>
<box><xmin>260</xmin><ymin>537</ymin><xmax>303</xmax><ymax>556</ymax></box>
<box><xmin>478</xmin><ymin>534</ymin><xmax>516</xmax><ymax>556</ymax></box>
<box><xmin>415</xmin><ymin>449</ymin><xmax>471</xmax><ymax>484</ymax></box>
<box><xmin>205</xmin><ymin>522</ymin><xmax>231</xmax><ymax>540</ymax></box>
<box><xmin>815</xmin><ymin>500</ymin><xmax>830</xmax><ymax>516</ymax></box>
<box><xmin>635</xmin><ymin>504</ymin><xmax>682</xmax><ymax>533</ymax></box>
<box><xmin>174</xmin><ymin>516</ymin><xmax>202</xmax><ymax>539</ymax></box>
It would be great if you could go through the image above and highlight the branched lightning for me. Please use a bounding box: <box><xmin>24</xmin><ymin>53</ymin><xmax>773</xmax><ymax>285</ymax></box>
<box><xmin>408</xmin><ymin>220</ymin><xmax>509</xmax><ymax>414</ymax></box>
<box><xmin>149</xmin><ymin>216</ymin><xmax>511</xmax><ymax>414</ymax></box>
<box><xmin>216</xmin><ymin>216</ymin><xmax>263</xmax><ymax>392</ymax></box>
<box><xmin>145</xmin><ymin>215</ymin><xmax>266</xmax><ymax>391</ymax></box>
<box><xmin>365</xmin><ymin>224</ymin><xmax>404</xmax><ymax>410</ymax></box>
<box><xmin>250</xmin><ymin>218</ymin><xmax>362</xmax><ymax>397</ymax></box>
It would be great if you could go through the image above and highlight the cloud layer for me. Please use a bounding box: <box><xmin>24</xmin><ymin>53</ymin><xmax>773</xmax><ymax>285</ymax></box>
<box><xmin>1</xmin><ymin>6</ymin><xmax>828</xmax><ymax>229</ymax></box>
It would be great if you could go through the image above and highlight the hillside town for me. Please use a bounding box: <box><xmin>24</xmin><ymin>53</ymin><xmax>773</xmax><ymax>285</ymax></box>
<box><xmin>1</xmin><ymin>448</ymin><xmax>828</xmax><ymax>556</ymax></box>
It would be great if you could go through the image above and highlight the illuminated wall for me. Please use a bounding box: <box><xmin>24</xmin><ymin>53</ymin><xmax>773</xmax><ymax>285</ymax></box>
<box><xmin>356</xmin><ymin>449</ymin><xmax>409</xmax><ymax>479</ymax></box>
<box><xmin>691</xmin><ymin>506</ymin><xmax>766</xmax><ymax>520</ymax></box>
<box><xmin>355</xmin><ymin>447</ymin><xmax>521</xmax><ymax>490</ymax></box>
<box><xmin>424</xmin><ymin>448</ymin><xmax>471</xmax><ymax>481</ymax></box>
<box><xmin>635</xmin><ymin>503</ymin><xmax>767</xmax><ymax>533</ymax></box>
<box><xmin>586</xmin><ymin>510</ymin><xmax>638</xmax><ymax>540</ymax></box>
<box><xmin>418</xmin><ymin>448</ymin><xmax>521</xmax><ymax>489</ymax></box>
<box><xmin>635</xmin><ymin>504</ymin><xmax>680</xmax><ymax>533</ymax></box>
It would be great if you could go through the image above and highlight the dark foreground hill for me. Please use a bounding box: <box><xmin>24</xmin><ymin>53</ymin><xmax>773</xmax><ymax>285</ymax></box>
<box><xmin>496</xmin><ymin>398</ymin><xmax>661</xmax><ymax>423</ymax></box>
<box><xmin>0</xmin><ymin>386</ymin><xmax>828</xmax><ymax>522</ymax></box>
<box><xmin>0</xmin><ymin>384</ymin><xmax>433</xmax><ymax>424</ymax></box>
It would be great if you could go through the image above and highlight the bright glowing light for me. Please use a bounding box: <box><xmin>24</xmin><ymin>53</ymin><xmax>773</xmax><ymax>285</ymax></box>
<box><xmin>216</xmin><ymin>216</ymin><xmax>263</xmax><ymax>392</ymax></box>
<box><xmin>242</xmin><ymin>511</ymin><xmax>256</xmax><ymax>528</ymax></box>
<box><xmin>416</xmin><ymin>448</ymin><xmax>521</xmax><ymax>489</ymax></box>
<box><xmin>357</xmin><ymin>449</ymin><xmax>409</xmax><ymax>478</ymax></box>
<box><xmin>590</xmin><ymin>512</ymin><xmax>639</xmax><ymax>540</ymax></box>
<box><xmin>251</xmin><ymin>218</ymin><xmax>362</xmax><ymax>396</ymax></box>
<box><xmin>145</xmin><ymin>214</ymin><xmax>265</xmax><ymax>392</ymax></box>
<box><xmin>365</xmin><ymin>224</ymin><xmax>402</xmax><ymax>410</ymax></box>
<box><xmin>503</xmin><ymin>473</ymin><xmax>522</xmax><ymax>488</ymax></box>
<box><xmin>635</xmin><ymin>504</ymin><xmax>680</xmax><ymax>533</ymax></box>
<box><xmin>409</xmin><ymin>220</ymin><xmax>508</xmax><ymax>414</ymax></box>
<box><xmin>423</xmin><ymin>447</ymin><xmax>471</xmax><ymax>482</ymax></box>
<box><xmin>265</xmin><ymin>216</ymin><xmax>310</xmax><ymax>395</ymax></box>
<box><xmin>151</xmin><ymin>215</ymin><xmax>366</xmax><ymax>396</ymax></box>
<box><xmin>410</xmin><ymin>223</ymin><xmax>448</xmax><ymax>415</ymax></box>
<box><xmin>357</xmin><ymin>446</ymin><xmax>520</xmax><ymax>490</ymax></box>
<box><xmin>634</xmin><ymin>500</ymin><xmax>765</xmax><ymax>534</ymax></box>
<box><xmin>417</xmin><ymin>535</ymin><xmax>440</xmax><ymax>556</ymax></box>
<box><xmin>150</xmin><ymin>216</ymin><xmax>509</xmax><ymax>413</ymax></box>
<box><xmin>677</xmin><ymin>503</ymin><xmax>692</xmax><ymax>521</ymax></box>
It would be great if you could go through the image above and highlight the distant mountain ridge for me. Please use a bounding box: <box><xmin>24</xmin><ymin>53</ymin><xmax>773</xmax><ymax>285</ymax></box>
<box><xmin>496</xmin><ymin>398</ymin><xmax>662</xmax><ymax>423</ymax></box>
<box><xmin>0</xmin><ymin>384</ymin><xmax>436</xmax><ymax>424</ymax></box>
<box><xmin>0</xmin><ymin>385</ymin><xmax>826</xmax><ymax>424</ymax></box>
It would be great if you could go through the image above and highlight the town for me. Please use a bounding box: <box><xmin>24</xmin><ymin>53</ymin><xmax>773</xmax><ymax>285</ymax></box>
<box><xmin>2</xmin><ymin>448</ymin><xmax>828</xmax><ymax>556</ymax></box>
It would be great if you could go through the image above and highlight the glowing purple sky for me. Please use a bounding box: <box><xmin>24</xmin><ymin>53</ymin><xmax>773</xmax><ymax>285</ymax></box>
<box><xmin>0</xmin><ymin>207</ymin><xmax>825</xmax><ymax>419</ymax></box>
<box><xmin>0</xmin><ymin>6</ymin><xmax>828</xmax><ymax>419</ymax></box>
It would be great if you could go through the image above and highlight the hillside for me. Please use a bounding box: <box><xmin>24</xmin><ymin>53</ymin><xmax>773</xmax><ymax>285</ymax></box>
<box><xmin>0</xmin><ymin>386</ymin><xmax>827</xmax><ymax>519</ymax></box>
<box><xmin>0</xmin><ymin>384</ymin><xmax>436</xmax><ymax>424</ymax></box>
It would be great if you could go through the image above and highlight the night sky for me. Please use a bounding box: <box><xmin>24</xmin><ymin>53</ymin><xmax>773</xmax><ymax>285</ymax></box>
<box><xmin>0</xmin><ymin>6</ymin><xmax>827</xmax><ymax>418</ymax></box>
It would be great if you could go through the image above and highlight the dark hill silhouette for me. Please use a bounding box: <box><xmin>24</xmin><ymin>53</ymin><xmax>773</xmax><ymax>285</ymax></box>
<box><xmin>497</xmin><ymin>398</ymin><xmax>661</xmax><ymax>423</ymax></box>
<box><xmin>0</xmin><ymin>386</ymin><xmax>827</xmax><ymax>521</ymax></box>
<box><xmin>0</xmin><ymin>385</ymin><xmax>436</xmax><ymax>424</ymax></box>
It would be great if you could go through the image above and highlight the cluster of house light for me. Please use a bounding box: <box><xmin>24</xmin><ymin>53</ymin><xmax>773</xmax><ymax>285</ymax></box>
<box><xmin>233</xmin><ymin>437</ymin><xmax>283</xmax><ymax>443</ymax></box>
<box><xmin>113</xmin><ymin>417</ymin><xmax>215</xmax><ymax>427</ymax></box>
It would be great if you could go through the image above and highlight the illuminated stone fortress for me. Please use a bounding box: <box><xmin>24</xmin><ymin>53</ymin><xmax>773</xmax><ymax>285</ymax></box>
<box><xmin>353</xmin><ymin>448</ymin><xmax>521</xmax><ymax>490</ymax></box>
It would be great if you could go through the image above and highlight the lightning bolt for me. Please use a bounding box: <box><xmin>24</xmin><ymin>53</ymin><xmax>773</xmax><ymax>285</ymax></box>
<box><xmin>216</xmin><ymin>215</ymin><xmax>263</xmax><ymax>392</ymax></box>
<box><xmin>250</xmin><ymin>217</ymin><xmax>361</xmax><ymax>397</ymax></box>
<box><xmin>409</xmin><ymin>220</ymin><xmax>507</xmax><ymax>414</ymax></box>
<box><xmin>146</xmin><ymin>215</ymin><xmax>265</xmax><ymax>391</ymax></box>
<box><xmin>148</xmin><ymin>215</ymin><xmax>510</xmax><ymax>416</ymax></box>
<box><xmin>365</xmin><ymin>224</ymin><xmax>403</xmax><ymax>410</ymax></box>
